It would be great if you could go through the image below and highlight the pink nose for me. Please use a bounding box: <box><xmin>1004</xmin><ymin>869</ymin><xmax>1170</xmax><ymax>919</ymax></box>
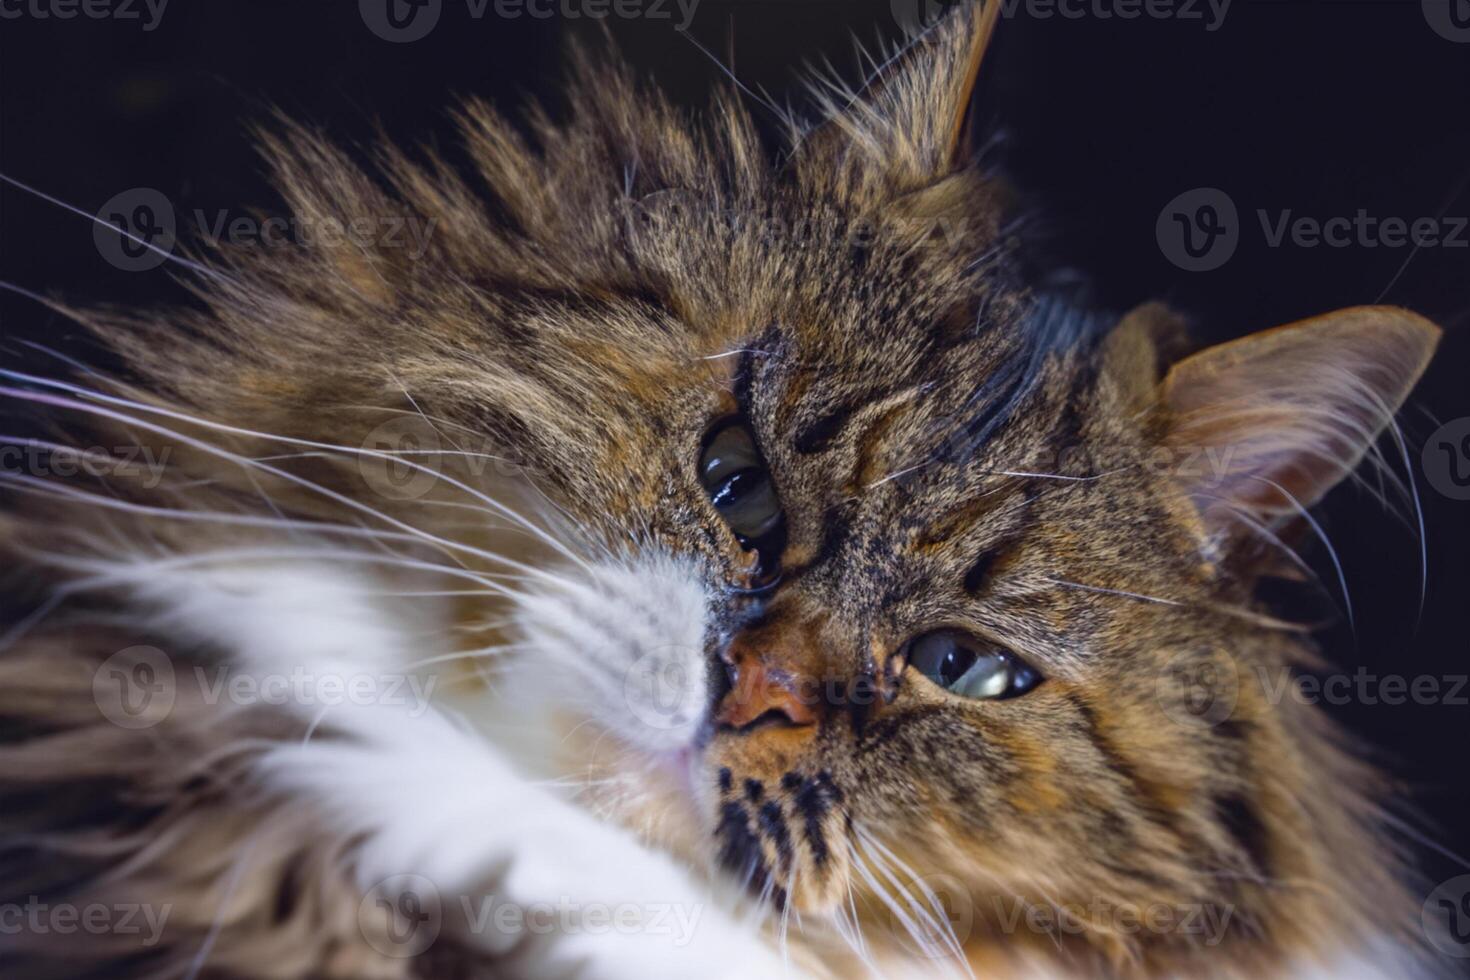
<box><xmin>715</xmin><ymin>620</ymin><xmax>821</xmax><ymax>731</ymax></box>
<box><xmin>716</xmin><ymin>658</ymin><xmax>818</xmax><ymax>730</ymax></box>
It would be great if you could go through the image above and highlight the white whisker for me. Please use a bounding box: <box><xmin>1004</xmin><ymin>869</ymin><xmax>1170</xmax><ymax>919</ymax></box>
<box><xmin>0</xmin><ymin>370</ymin><xmax>594</xmax><ymax>573</ymax></box>
<box><xmin>1041</xmin><ymin>576</ymin><xmax>1183</xmax><ymax>607</ymax></box>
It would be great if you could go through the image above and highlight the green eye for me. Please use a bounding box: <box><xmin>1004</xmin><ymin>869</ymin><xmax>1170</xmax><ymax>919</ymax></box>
<box><xmin>906</xmin><ymin>630</ymin><xmax>1042</xmax><ymax>700</ymax></box>
<box><xmin>698</xmin><ymin>421</ymin><xmax>783</xmax><ymax>543</ymax></box>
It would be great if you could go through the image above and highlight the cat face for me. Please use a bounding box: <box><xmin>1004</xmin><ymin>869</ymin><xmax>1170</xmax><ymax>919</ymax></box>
<box><xmin>495</xmin><ymin>184</ymin><xmax>1433</xmax><ymax>968</ymax></box>
<box><xmin>96</xmin><ymin>1</ymin><xmax>1437</xmax><ymax>969</ymax></box>
<box><xmin>435</xmin><ymin>18</ymin><xmax>1434</xmax><ymax>964</ymax></box>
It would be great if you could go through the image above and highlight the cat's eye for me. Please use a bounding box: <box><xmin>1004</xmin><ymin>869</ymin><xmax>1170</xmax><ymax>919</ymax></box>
<box><xmin>698</xmin><ymin>420</ymin><xmax>783</xmax><ymax>544</ymax></box>
<box><xmin>905</xmin><ymin>630</ymin><xmax>1042</xmax><ymax>700</ymax></box>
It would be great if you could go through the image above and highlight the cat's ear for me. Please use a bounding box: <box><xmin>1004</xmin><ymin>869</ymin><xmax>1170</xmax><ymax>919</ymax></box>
<box><xmin>792</xmin><ymin>0</ymin><xmax>1001</xmax><ymax>192</ymax></box>
<box><xmin>1156</xmin><ymin>306</ymin><xmax>1439</xmax><ymax>538</ymax></box>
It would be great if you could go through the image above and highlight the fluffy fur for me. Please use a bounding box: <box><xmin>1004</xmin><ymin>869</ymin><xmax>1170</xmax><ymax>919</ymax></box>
<box><xmin>0</xmin><ymin>2</ymin><xmax>1450</xmax><ymax>977</ymax></box>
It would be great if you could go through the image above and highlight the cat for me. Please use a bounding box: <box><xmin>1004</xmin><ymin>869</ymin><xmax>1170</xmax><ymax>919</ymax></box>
<box><xmin>0</xmin><ymin>1</ymin><xmax>1452</xmax><ymax>977</ymax></box>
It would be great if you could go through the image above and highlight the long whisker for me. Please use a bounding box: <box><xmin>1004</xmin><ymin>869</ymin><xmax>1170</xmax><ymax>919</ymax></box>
<box><xmin>0</xmin><ymin>587</ymin><xmax>72</xmax><ymax>656</ymax></box>
<box><xmin>25</xmin><ymin>544</ymin><xmax>528</xmax><ymax>603</ymax></box>
<box><xmin>979</xmin><ymin>467</ymin><xmax>1126</xmax><ymax>483</ymax></box>
<box><xmin>0</xmin><ymin>171</ymin><xmax>227</xmax><ymax>284</ymax></box>
<box><xmin>1041</xmin><ymin>576</ymin><xmax>1183</xmax><ymax>608</ymax></box>
<box><xmin>0</xmin><ymin>465</ymin><xmax>505</xmax><ymax>559</ymax></box>
<box><xmin>848</xmin><ymin>837</ymin><xmax>936</xmax><ymax>964</ymax></box>
<box><xmin>778</xmin><ymin>853</ymin><xmax>796</xmax><ymax>971</ymax></box>
<box><xmin>183</xmin><ymin>832</ymin><xmax>263</xmax><ymax>980</ymax></box>
<box><xmin>1382</xmin><ymin>417</ymin><xmax>1428</xmax><ymax>622</ymax></box>
<box><xmin>0</xmin><ymin>387</ymin><xmax>581</xmax><ymax>590</ymax></box>
<box><xmin>398</xmin><ymin>644</ymin><xmax>530</xmax><ymax>671</ymax></box>
<box><xmin>674</xmin><ymin>28</ymin><xmax>791</xmax><ymax>125</ymax></box>
<box><xmin>858</xmin><ymin>826</ymin><xmax>970</xmax><ymax>971</ymax></box>
<box><xmin>833</xmin><ymin>857</ymin><xmax>876</xmax><ymax>973</ymax></box>
<box><xmin>0</xmin><ymin>369</ymin><xmax>594</xmax><ymax>572</ymax></box>
<box><xmin>1248</xmin><ymin>476</ymin><xmax>1355</xmax><ymax>637</ymax></box>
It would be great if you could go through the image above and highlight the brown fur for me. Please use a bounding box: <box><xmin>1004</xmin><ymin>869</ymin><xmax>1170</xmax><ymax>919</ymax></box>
<box><xmin>0</xmin><ymin>2</ymin><xmax>1444</xmax><ymax>976</ymax></box>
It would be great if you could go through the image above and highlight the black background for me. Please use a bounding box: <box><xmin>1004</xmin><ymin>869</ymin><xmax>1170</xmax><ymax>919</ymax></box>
<box><xmin>1</xmin><ymin>0</ymin><xmax>1467</xmax><ymax>953</ymax></box>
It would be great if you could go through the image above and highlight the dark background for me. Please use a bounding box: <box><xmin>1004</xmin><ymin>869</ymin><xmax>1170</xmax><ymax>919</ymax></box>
<box><xmin>2</xmin><ymin>0</ymin><xmax>1467</xmax><ymax>949</ymax></box>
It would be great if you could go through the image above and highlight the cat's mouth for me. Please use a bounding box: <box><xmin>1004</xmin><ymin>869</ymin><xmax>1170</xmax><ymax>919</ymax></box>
<box><xmin>651</xmin><ymin>652</ymin><xmax>728</xmax><ymax>807</ymax></box>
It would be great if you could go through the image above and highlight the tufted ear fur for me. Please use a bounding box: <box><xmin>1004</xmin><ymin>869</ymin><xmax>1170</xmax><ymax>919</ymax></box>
<box><xmin>1154</xmin><ymin>306</ymin><xmax>1439</xmax><ymax>545</ymax></box>
<box><xmin>1100</xmin><ymin>301</ymin><xmax>1192</xmax><ymax>413</ymax></box>
<box><xmin>791</xmin><ymin>0</ymin><xmax>1002</xmax><ymax>195</ymax></box>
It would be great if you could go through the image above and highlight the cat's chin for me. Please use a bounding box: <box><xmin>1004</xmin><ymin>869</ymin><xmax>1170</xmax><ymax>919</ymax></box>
<box><xmin>636</xmin><ymin>728</ymin><xmax>726</xmax><ymax>832</ymax></box>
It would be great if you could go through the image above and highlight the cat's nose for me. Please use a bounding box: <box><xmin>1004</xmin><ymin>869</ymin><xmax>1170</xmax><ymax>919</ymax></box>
<box><xmin>715</xmin><ymin>658</ymin><xmax>817</xmax><ymax>730</ymax></box>
<box><xmin>715</xmin><ymin>625</ymin><xmax>820</xmax><ymax>731</ymax></box>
